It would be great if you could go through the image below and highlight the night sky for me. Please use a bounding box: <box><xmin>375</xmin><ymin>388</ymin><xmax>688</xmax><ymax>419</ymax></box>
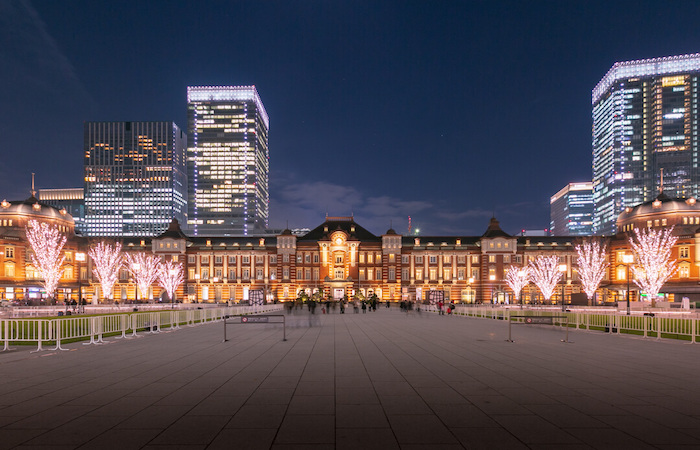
<box><xmin>2</xmin><ymin>1</ymin><xmax>700</xmax><ymax>236</ymax></box>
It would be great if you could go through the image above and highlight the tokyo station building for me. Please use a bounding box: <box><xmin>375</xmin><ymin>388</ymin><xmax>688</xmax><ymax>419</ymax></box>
<box><xmin>3</xmin><ymin>191</ymin><xmax>700</xmax><ymax>306</ymax></box>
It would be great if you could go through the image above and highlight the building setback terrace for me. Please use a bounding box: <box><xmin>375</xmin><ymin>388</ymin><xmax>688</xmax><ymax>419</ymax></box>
<box><xmin>0</xmin><ymin>309</ymin><xmax>699</xmax><ymax>449</ymax></box>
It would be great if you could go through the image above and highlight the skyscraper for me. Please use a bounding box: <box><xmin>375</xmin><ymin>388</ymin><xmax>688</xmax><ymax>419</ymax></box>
<box><xmin>550</xmin><ymin>182</ymin><xmax>593</xmax><ymax>236</ymax></box>
<box><xmin>592</xmin><ymin>54</ymin><xmax>700</xmax><ymax>235</ymax></box>
<box><xmin>186</xmin><ymin>85</ymin><xmax>269</xmax><ymax>236</ymax></box>
<box><xmin>38</xmin><ymin>188</ymin><xmax>85</xmax><ymax>234</ymax></box>
<box><xmin>83</xmin><ymin>121</ymin><xmax>187</xmax><ymax>237</ymax></box>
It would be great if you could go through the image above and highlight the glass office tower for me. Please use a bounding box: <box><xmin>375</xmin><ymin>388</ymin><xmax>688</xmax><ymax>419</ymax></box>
<box><xmin>38</xmin><ymin>188</ymin><xmax>85</xmax><ymax>234</ymax></box>
<box><xmin>83</xmin><ymin>121</ymin><xmax>187</xmax><ymax>236</ymax></box>
<box><xmin>592</xmin><ymin>54</ymin><xmax>700</xmax><ymax>235</ymax></box>
<box><xmin>550</xmin><ymin>182</ymin><xmax>593</xmax><ymax>236</ymax></box>
<box><xmin>186</xmin><ymin>86</ymin><xmax>269</xmax><ymax>236</ymax></box>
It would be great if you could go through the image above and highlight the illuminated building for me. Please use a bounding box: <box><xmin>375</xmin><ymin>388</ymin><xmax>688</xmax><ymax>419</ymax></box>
<box><xmin>593</xmin><ymin>53</ymin><xmax>700</xmax><ymax>235</ymax></box>
<box><xmin>186</xmin><ymin>86</ymin><xmax>269</xmax><ymax>236</ymax></box>
<box><xmin>38</xmin><ymin>188</ymin><xmax>85</xmax><ymax>234</ymax></box>
<box><xmin>83</xmin><ymin>121</ymin><xmax>187</xmax><ymax>237</ymax></box>
<box><xmin>550</xmin><ymin>182</ymin><xmax>593</xmax><ymax>236</ymax></box>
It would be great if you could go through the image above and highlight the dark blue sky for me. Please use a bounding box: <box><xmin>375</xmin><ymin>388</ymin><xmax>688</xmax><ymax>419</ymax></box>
<box><xmin>2</xmin><ymin>0</ymin><xmax>700</xmax><ymax>235</ymax></box>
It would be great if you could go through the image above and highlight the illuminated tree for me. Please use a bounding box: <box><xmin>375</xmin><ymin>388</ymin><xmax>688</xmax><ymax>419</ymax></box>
<box><xmin>629</xmin><ymin>227</ymin><xmax>678</xmax><ymax>301</ymax></box>
<box><xmin>89</xmin><ymin>242</ymin><xmax>123</xmax><ymax>301</ymax></box>
<box><xmin>505</xmin><ymin>266</ymin><xmax>530</xmax><ymax>305</ymax></box>
<box><xmin>125</xmin><ymin>252</ymin><xmax>161</xmax><ymax>301</ymax></box>
<box><xmin>158</xmin><ymin>259</ymin><xmax>184</xmax><ymax>303</ymax></box>
<box><xmin>25</xmin><ymin>220</ymin><xmax>66</xmax><ymax>301</ymax></box>
<box><xmin>529</xmin><ymin>255</ymin><xmax>563</xmax><ymax>303</ymax></box>
<box><xmin>575</xmin><ymin>238</ymin><xmax>609</xmax><ymax>306</ymax></box>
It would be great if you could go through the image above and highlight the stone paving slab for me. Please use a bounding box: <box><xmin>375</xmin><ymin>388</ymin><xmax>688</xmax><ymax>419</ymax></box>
<box><xmin>1</xmin><ymin>309</ymin><xmax>699</xmax><ymax>449</ymax></box>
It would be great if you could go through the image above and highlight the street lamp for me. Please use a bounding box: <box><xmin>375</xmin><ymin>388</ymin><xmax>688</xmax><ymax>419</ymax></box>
<box><xmin>76</xmin><ymin>252</ymin><xmax>86</xmax><ymax>310</ymax></box>
<box><xmin>558</xmin><ymin>263</ymin><xmax>567</xmax><ymax>312</ymax></box>
<box><xmin>133</xmin><ymin>262</ymin><xmax>141</xmax><ymax>303</ymax></box>
<box><xmin>194</xmin><ymin>273</ymin><xmax>200</xmax><ymax>303</ymax></box>
<box><xmin>622</xmin><ymin>254</ymin><xmax>634</xmax><ymax>315</ymax></box>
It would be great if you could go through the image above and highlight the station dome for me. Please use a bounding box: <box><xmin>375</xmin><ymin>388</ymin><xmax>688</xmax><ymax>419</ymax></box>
<box><xmin>616</xmin><ymin>193</ymin><xmax>700</xmax><ymax>235</ymax></box>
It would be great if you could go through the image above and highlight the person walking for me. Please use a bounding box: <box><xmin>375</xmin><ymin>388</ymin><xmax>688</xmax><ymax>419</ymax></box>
<box><xmin>361</xmin><ymin>301</ymin><xmax>367</xmax><ymax>313</ymax></box>
<box><xmin>438</xmin><ymin>300</ymin><xmax>444</xmax><ymax>315</ymax></box>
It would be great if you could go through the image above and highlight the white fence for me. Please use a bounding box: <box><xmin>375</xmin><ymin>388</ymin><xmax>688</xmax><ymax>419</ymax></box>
<box><xmin>1</xmin><ymin>304</ymin><xmax>283</xmax><ymax>352</ymax></box>
<box><xmin>450</xmin><ymin>306</ymin><xmax>700</xmax><ymax>343</ymax></box>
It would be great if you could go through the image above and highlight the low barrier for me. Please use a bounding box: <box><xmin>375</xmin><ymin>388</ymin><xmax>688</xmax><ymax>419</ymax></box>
<box><xmin>452</xmin><ymin>306</ymin><xmax>700</xmax><ymax>343</ymax></box>
<box><xmin>1</xmin><ymin>304</ymin><xmax>283</xmax><ymax>352</ymax></box>
<box><xmin>223</xmin><ymin>314</ymin><xmax>287</xmax><ymax>342</ymax></box>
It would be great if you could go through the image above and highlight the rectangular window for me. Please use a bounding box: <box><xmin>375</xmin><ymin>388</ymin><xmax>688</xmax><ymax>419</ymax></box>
<box><xmin>313</xmin><ymin>268</ymin><xmax>319</xmax><ymax>280</ymax></box>
<box><xmin>429</xmin><ymin>268</ymin><xmax>437</xmax><ymax>280</ymax></box>
<box><xmin>471</xmin><ymin>268</ymin><xmax>479</xmax><ymax>279</ymax></box>
<box><xmin>215</xmin><ymin>256</ymin><xmax>222</xmax><ymax>264</ymax></box>
<box><xmin>283</xmin><ymin>254</ymin><xmax>289</xmax><ymax>263</ymax></box>
<box><xmin>503</xmin><ymin>255</ymin><xmax>510</xmax><ymax>263</ymax></box>
<box><xmin>256</xmin><ymin>256</ymin><xmax>264</xmax><ymax>264</ymax></box>
<box><xmin>444</xmin><ymin>269</ymin><xmax>451</xmax><ymax>280</ymax></box>
<box><xmin>297</xmin><ymin>269</ymin><xmax>303</xmax><ymax>280</ymax></box>
<box><xmin>242</xmin><ymin>256</ymin><xmax>250</xmax><ymax>264</ymax></box>
<box><xmin>270</xmin><ymin>256</ymin><xmax>276</xmax><ymax>264</ymax></box>
<box><xmin>458</xmin><ymin>256</ymin><xmax>465</xmax><ymax>264</ymax></box>
<box><xmin>443</xmin><ymin>255</ymin><xmax>451</xmax><ymax>264</ymax></box>
<box><xmin>335</xmin><ymin>255</ymin><xmax>343</xmax><ymax>264</ymax></box>
<box><xmin>402</xmin><ymin>255</ymin><xmax>409</xmax><ymax>264</ymax></box>
<box><xmin>243</xmin><ymin>268</ymin><xmax>250</xmax><ymax>280</ymax></box>
<box><xmin>283</xmin><ymin>267</ymin><xmax>289</xmax><ymax>279</ymax></box>
<box><xmin>359</xmin><ymin>269</ymin><xmax>365</xmax><ymax>281</ymax></box>
<box><xmin>297</xmin><ymin>254</ymin><xmax>302</xmax><ymax>263</ymax></box>
<box><xmin>305</xmin><ymin>254</ymin><xmax>311</xmax><ymax>263</ymax></box>
<box><xmin>228</xmin><ymin>269</ymin><xmax>236</xmax><ymax>280</ymax></box>
<box><xmin>313</xmin><ymin>254</ymin><xmax>319</xmax><ymax>263</ymax></box>
<box><xmin>388</xmin><ymin>268</ymin><xmax>395</xmax><ymax>281</ymax></box>
<box><xmin>228</xmin><ymin>255</ymin><xmax>236</xmax><ymax>264</ymax></box>
<box><xmin>359</xmin><ymin>253</ymin><xmax>365</xmax><ymax>263</ymax></box>
<box><xmin>367</xmin><ymin>269</ymin><xmax>373</xmax><ymax>280</ymax></box>
<box><xmin>402</xmin><ymin>268</ymin><xmax>409</xmax><ymax>279</ymax></box>
<box><xmin>188</xmin><ymin>255</ymin><xmax>195</xmax><ymax>264</ymax></box>
<box><xmin>389</xmin><ymin>254</ymin><xmax>395</xmax><ymax>263</ymax></box>
<box><xmin>376</xmin><ymin>269</ymin><xmax>381</xmax><ymax>280</ymax></box>
<box><xmin>416</xmin><ymin>256</ymin><xmax>423</xmax><ymax>264</ymax></box>
<box><xmin>429</xmin><ymin>256</ymin><xmax>437</xmax><ymax>264</ymax></box>
<box><xmin>416</xmin><ymin>268</ymin><xmax>423</xmax><ymax>281</ymax></box>
<box><xmin>458</xmin><ymin>268</ymin><xmax>465</xmax><ymax>280</ymax></box>
<box><xmin>471</xmin><ymin>255</ymin><xmax>479</xmax><ymax>264</ymax></box>
<box><xmin>305</xmin><ymin>268</ymin><xmax>311</xmax><ymax>280</ymax></box>
<box><xmin>680</xmin><ymin>247</ymin><xmax>690</xmax><ymax>259</ymax></box>
<box><xmin>515</xmin><ymin>255</ymin><xmax>522</xmax><ymax>263</ymax></box>
<box><xmin>257</xmin><ymin>268</ymin><xmax>264</xmax><ymax>280</ymax></box>
<box><xmin>201</xmin><ymin>256</ymin><xmax>209</xmax><ymax>264</ymax></box>
<box><xmin>680</xmin><ymin>264</ymin><xmax>690</xmax><ymax>278</ymax></box>
<box><xmin>215</xmin><ymin>268</ymin><xmax>222</xmax><ymax>279</ymax></box>
<box><xmin>201</xmin><ymin>268</ymin><xmax>209</xmax><ymax>280</ymax></box>
<box><xmin>368</xmin><ymin>254</ymin><xmax>374</xmax><ymax>264</ymax></box>
<box><xmin>488</xmin><ymin>255</ymin><xmax>496</xmax><ymax>263</ymax></box>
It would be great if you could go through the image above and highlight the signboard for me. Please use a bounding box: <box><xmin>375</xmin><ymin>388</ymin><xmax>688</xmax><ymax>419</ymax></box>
<box><xmin>241</xmin><ymin>316</ymin><xmax>269</xmax><ymax>323</ymax></box>
<box><xmin>524</xmin><ymin>316</ymin><xmax>553</xmax><ymax>325</ymax></box>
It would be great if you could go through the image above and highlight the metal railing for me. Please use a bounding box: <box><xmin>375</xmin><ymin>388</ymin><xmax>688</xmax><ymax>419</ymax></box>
<box><xmin>1</xmin><ymin>304</ymin><xmax>283</xmax><ymax>352</ymax></box>
<box><xmin>451</xmin><ymin>306</ymin><xmax>700</xmax><ymax>343</ymax></box>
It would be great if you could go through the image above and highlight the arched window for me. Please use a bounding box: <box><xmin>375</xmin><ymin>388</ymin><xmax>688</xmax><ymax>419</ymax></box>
<box><xmin>4</xmin><ymin>261</ymin><xmax>15</xmax><ymax>277</ymax></box>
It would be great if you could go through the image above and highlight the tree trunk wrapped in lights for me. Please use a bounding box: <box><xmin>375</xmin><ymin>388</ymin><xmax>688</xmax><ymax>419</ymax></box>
<box><xmin>529</xmin><ymin>255</ymin><xmax>562</xmax><ymax>303</ymax></box>
<box><xmin>88</xmin><ymin>242</ymin><xmax>123</xmax><ymax>301</ymax></box>
<box><xmin>125</xmin><ymin>252</ymin><xmax>161</xmax><ymax>302</ymax></box>
<box><xmin>505</xmin><ymin>266</ymin><xmax>530</xmax><ymax>305</ymax></box>
<box><xmin>158</xmin><ymin>259</ymin><xmax>183</xmax><ymax>303</ymax></box>
<box><xmin>628</xmin><ymin>227</ymin><xmax>678</xmax><ymax>302</ymax></box>
<box><xmin>25</xmin><ymin>220</ymin><xmax>66</xmax><ymax>301</ymax></box>
<box><xmin>575</xmin><ymin>238</ymin><xmax>609</xmax><ymax>306</ymax></box>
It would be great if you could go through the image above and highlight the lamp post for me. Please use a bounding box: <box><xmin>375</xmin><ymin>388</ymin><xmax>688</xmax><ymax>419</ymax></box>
<box><xmin>194</xmin><ymin>273</ymin><xmax>200</xmax><ymax>303</ymax></box>
<box><xmin>76</xmin><ymin>252</ymin><xmax>86</xmax><ymax>310</ymax></box>
<box><xmin>558</xmin><ymin>263</ymin><xmax>567</xmax><ymax>312</ymax></box>
<box><xmin>622</xmin><ymin>254</ymin><xmax>634</xmax><ymax>315</ymax></box>
<box><xmin>169</xmin><ymin>267</ymin><xmax>177</xmax><ymax>308</ymax></box>
<box><xmin>133</xmin><ymin>262</ymin><xmax>141</xmax><ymax>304</ymax></box>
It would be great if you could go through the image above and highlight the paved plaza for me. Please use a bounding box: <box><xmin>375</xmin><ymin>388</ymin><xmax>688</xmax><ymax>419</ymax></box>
<box><xmin>1</xmin><ymin>309</ymin><xmax>699</xmax><ymax>449</ymax></box>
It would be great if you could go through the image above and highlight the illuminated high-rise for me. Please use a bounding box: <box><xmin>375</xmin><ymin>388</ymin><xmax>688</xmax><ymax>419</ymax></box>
<box><xmin>550</xmin><ymin>182</ymin><xmax>593</xmax><ymax>236</ymax></box>
<box><xmin>186</xmin><ymin>86</ymin><xmax>269</xmax><ymax>236</ymax></box>
<box><xmin>83</xmin><ymin>121</ymin><xmax>187</xmax><ymax>236</ymax></box>
<box><xmin>592</xmin><ymin>54</ymin><xmax>700</xmax><ymax>235</ymax></box>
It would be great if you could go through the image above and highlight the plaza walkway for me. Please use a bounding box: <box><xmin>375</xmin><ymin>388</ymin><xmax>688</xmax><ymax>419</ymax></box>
<box><xmin>0</xmin><ymin>308</ymin><xmax>699</xmax><ymax>449</ymax></box>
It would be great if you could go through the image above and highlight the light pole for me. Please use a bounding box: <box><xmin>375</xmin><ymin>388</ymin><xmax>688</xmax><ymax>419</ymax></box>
<box><xmin>194</xmin><ymin>273</ymin><xmax>200</xmax><ymax>303</ymax></box>
<box><xmin>169</xmin><ymin>267</ymin><xmax>177</xmax><ymax>308</ymax></box>
<box><xmin>622</xmin><ymin>254</ymin><xmax>634</xmax><ymax>315</ymax></box>
<box><xmin>76</xmin><ymin>252</ymin><xmax>86</xmax><ymax>311</ymax></box>
<box><xmin>558</xmin><ymin>263</ymin><xmax>567</xmax><ymax>312</ymax></box>
<box><xmin>133</xmin><ymin>262</ymin><xmax>141</xmax><ymax>304</ymax></box>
